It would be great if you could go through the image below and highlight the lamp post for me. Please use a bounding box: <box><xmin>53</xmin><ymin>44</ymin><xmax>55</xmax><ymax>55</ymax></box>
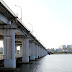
<box><xmin>15</xmin><ymin>5</ymin><xmax>22</xmax><ymax>20</ymax></box>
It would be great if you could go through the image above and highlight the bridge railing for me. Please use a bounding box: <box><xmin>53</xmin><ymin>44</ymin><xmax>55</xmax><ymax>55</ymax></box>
<box><xmin>0</xmin><ymin>54</ymin><xmax>4</xmax><ymax>60</ymax></box>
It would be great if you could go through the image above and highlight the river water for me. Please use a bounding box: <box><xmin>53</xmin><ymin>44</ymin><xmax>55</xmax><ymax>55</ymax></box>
<box><xmin>15</xmin><ymin>54</ymin><xmax>72</xmax><ymax>72</ymax></box>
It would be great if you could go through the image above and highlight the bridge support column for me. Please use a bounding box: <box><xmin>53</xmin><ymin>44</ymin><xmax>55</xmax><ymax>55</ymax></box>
<box><xmin>35</xmin><ymin>44</ymin><xmax>38</xmax><ymax>59</ymax></box>
<box><xmin>42</xmin><ymin>47</ymin><xmax>44</xmax><ymax>57</ymax></box>
<box><xmin>22</xmin><ymin>38</ymin><xmax>29</xmax><ymax>63</ymax></box>
<box><xmin>45</xmin><ymin>50</ymin><xmax>47</xmax><ymax>55</ymax></box>
<box><xmin>46</xmin><ymin>51</ymin><xmax>47</xmax><ymax>55</ymax></box>
<box><xmin>4</xmin><ymin>29</ymin><xmax>16</xmax><ymax>68</ymax></box>
<box><xmin>43</xmin><ymin>50</ymin><xmax>45</xmax><ymax>56</ymax></box>
<box><xmin>43</xmin><ymin>49</ymin><xmax>45</xmax><ymax>56</ymax></box>
<box><xmin>30</xmin><ymin>41</ymin><xmax>35</xmax><ymax>60</ymax></box>
<box><xmin>38</xmin><ymin>46</ymin><xmax>40</xmax><ymax>58</ymax></box>
<box><xmin>42</xmin><ymin>48</ymin><xmax>44</xmax><ymax>57</ymax></box>
<box><xmin>40</xmin><ymin>48</ymin><xmax>42</xmax><ymax>57</ymax></box>
<box><xmin>40</xmin><ymin>47</ymin><xmax>42</xmax><ymax>57</ymax></box>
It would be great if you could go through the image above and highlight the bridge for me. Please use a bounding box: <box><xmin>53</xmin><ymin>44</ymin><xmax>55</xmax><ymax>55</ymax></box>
<box><xmin>0</xmin><ymin>0</ymin><xmax>48</xmax><ymax>68</ymax></box>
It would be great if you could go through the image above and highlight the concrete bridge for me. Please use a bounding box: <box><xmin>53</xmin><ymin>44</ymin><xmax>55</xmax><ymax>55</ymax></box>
<box><xmin>0</xmin><ymin>0</ymin><xmax>48</xmax><ymax>68</ymax></box>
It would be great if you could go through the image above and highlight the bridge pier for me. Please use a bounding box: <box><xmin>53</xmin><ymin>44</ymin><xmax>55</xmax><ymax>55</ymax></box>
<box><xmin>42</xmin><ymin>48</ymin><xmax>44</xmax><ymax>57</ymax></box>
<box><xmin>38</xmin><ymin>46</ymin><xmax>40</xmax><ymax>58</ymax></box>
<box><xmin>40</xmin><ymin>47</ymin><xmax>43</xmax><ymax>58</ymax></box>
<box><xmin>35</xmin><ymin>44</ymin><xmax>38</xmax><ymax>59</ymax></box>
<box><xmin>43</xmin><ymin>49</ymin><xmax>45</xmax><ymax>56</ymax></box>
<box><xmin>4</xmin><ymin>29</ymin><xmax>16</xmax><ymax>68</ymax></box>
<box><xmin>40</xmin><ymin>47</ymin><xmax>42</xmax><ymax>57</ymax></box>
<box><xmin>22</xmin><ymin>38</ymin><xmax>29</xmax><ymax>63</ymax></box>
<box><xmin>30</xmin><ymin>41</ymin><xmax>35</xmax><ymax>60</ymax></box>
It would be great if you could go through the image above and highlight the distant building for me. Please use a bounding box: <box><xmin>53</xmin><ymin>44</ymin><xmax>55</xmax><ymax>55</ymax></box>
<box><xmin>67</xmin><ymin>45</ymin><xmax>71</xmax><ymax>49</ymax></box>
<box><xmin>59</xmin><ymin>45</ymin><xmax>63</xmax><ymax>49</ymax></box>
<box><xmin>71</xmin><ymin>44</ymin><xmax>72</xmax><ymax>48</ymax></box>
<box><xmin>63</xmin><ymin>45</ymin><xmax>66</xmax><ymax>49</ymax></box>
<box><xmin>59</xmin><ymin>45</ymin><xmax>66</xmax><ymax>49</ymax></box>
<box><xmin>58</xmin><ymin>44</ymin><xmax>72</xmax><ymax>53</ymax></box>
<box><xmin>67</xmin><ymin>45</ymin><xmax>72</xmax><ymax>52</ymax></box>
<box><xmin>56</xmin><ymin>48</ymin><xmax>62</xmax><ymax>52</ymax></box>
<box><xmin>47</xmin><ymin>44</ymin><xmax>72</xmax><ymax>53</ymax></box>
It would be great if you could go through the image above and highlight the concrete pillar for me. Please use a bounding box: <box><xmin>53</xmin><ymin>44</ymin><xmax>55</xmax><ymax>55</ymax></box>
<box><xmin>44</xmin><ymin>49</ymin><xmax>45</xmax><ymax>56</ymax></box>
<box><xmin>45</xmin><ymin>50</ymin><xmax>47</xmax><ymax>55</ymax></box>
<box><xmin>30</xmin><ymin>41</ymin><xmax>35</xmax><ymax>60</ymax></box>
<box><xmin>35</xmin><ymin>44</ymin><xmax>38</xmax><ymax>59</ymax></box>
<box><xmin>38</xmin><ymin>46</ymin><xmax>40</xmax><ymax>58</ymax></box>
<box><xmin>4</xmin><ymin>29</ymin><xmax>16</xmax><ymax>68</ymax></box>
<box><xmin>42</xmin><ymin>48</ymin><xmax>44</xmax><ymax>56</ymax></box>
<box><xmin>39</xmin><ymin>47</ymin><xmax>41</xmax><ymax>57</ymax></box>
<box><xmin>42</xmin><ymin>48</ymin><xmax>44</xmax><ymax>57</ymax></box>
<box><xmin>40</xmin><ymin>47</ymin><xmax>41</xmax><ymax>57</ymax></box>
<box><xmin>41</xmin><ymin>47</ymin><xmax>43</xmax><ymax>57</ymax></box>
<box><xmin>46</xmin><ymin>51</ymin><xmax>47</xmax><ymax>55</ymax></box>
<box><xmin>43</xmin><ymin>50</ymin><xmax>45</xmax><ymax>56</ymax></box>
<box><xmin>22</xmin><ymin>38</ymin><xmax>29</xmax><ymax>63</ymax></box>
<box><xmin>29</xmin><ymin>42</ymin><xmax>31</xmax><ymax>57</ymax></box>
<box><xmin>41</xmin><ymin>48</ymin><xmax>43</xmax><ymax>57</ymax></box>
<box><xmin>40</xmin><ymin>47</ymin><xmax>42</xmax><ymax>57</ymax></box>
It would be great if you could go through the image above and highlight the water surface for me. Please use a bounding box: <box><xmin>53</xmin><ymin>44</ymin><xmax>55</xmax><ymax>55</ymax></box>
<box><xmin>17</xmin><ymin>54</ymin><xmax>72</xmax><ymax>72</ymax></box>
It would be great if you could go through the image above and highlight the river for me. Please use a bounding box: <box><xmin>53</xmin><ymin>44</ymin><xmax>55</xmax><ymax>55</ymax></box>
<box><xmin>15</xmin><ymin>54</ymin><xmax>72</xmax><ymax>72</ymax></box>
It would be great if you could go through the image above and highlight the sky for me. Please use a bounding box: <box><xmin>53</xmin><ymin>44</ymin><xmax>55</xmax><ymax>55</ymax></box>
<box><xmin>0</xmin><ymin>0</ymin><xmax>72</xmax><ymax>49</ymax></box>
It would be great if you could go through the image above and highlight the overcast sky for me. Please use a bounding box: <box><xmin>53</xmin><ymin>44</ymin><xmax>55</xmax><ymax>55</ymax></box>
<box><xmin>0</xmin><ymin>0</ymin><xmax>72</xmax><ymax>49</ymax></box>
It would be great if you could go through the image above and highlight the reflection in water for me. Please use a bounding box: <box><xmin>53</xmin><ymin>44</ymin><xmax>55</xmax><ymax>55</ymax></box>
<box><xmin>1</xmin><ymin>54</ymin><xmax>72</xmax><ymax>72</ymax></box>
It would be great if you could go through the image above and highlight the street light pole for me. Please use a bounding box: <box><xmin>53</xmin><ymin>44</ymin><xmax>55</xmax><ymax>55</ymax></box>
<box><xmin>15</xmin><ymin>5</ymin><xmax>22</xmax><ymax>20</ymax></box>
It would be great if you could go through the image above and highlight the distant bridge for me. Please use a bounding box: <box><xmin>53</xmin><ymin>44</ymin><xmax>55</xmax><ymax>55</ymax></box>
<box><xmin>0</xmin><ymin>0</ymin><xmax>48</xmax><ymax>68</ymax></box>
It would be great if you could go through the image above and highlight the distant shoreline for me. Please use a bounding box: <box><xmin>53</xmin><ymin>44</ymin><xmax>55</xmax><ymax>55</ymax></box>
<box><xmin>53</xmin><ymin>53</ymin><xmax>72</xmax><ymax>54</ymax></box>
<box><xmin>48</xmin><ymin>52</ymin><xmax>72</xmax><ymax>55</ymax></box>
